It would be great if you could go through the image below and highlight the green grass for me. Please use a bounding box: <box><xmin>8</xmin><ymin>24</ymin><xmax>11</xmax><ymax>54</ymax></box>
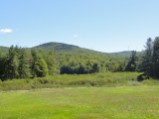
<box><xmin>1</xmin><ymin>86</ymin><xmax>159</xmax><ymax>119</ymax></box>
<box><xmin>0</xmin><ymin>72</ymin><xmax>140</xmax><ymax>91</ymax></box>
<box><xmin>1</xmin><ymin>72</ymin><xmax>159</xmax><ymax>118</ymax></box>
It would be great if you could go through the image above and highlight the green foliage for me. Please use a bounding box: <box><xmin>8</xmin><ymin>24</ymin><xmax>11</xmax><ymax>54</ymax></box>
<box><xmin>36</xmin><ymin>42</ymin><xmax>128</xmax><ymax>73</ymax></box>
<box><xmin>125</xmin><ymin>51</ymin><xmax>137</xmax><ymax>71</ymax></box>
<box><xmin>44</xmin><ymin>51</ymin><xmax>59</xmax><ymax>75</ymax></box>
<box><xmin>141</xmin><ymin>38</ymin><xmax>153</xmax><ymax>76</ymax></box>
<box><xmin>0</xmin><ymin>46</ymin><xmax>31</xmax><ymax>80</ymax></box>
<box><xmin>35</xmin><ymin>58</ymin><xmax>48</xmax><ymax>77</ymax></box>
<box><xmin>5</xmin><ymin>46</ymin><xmax>20</xmax><ymax>79</ymax></box>
<box><xmin>60</xmin><ymin>61</ymin><xmax>100</xmax><ymax>74</ymax></box>
<box><xmin>140</xmin><ymin>37</ymin><xmax>159</xmax><ymax>79</ymax></box>
<box><xmin>0</xmin><ymin>72</ymin><xmax>140</xmax><ymax>90</ymax></box>
<box><xmin>0</xmin><ymin>43</ymin><xmax>130</xmax><ymax>80</ymax></box>
<box><xmin>152</xmin><ymin>37</ymin><xmax>159</xmax><ymax>78</ymax></box>
<box><xmin>31</xmin><ymin>49</ymin><xmax>48</xmax><ymax>77</ymax></box>
<box><xmin>18</xmin><ymin>48</ymin><xmax>30</xmax><ymax>78</ymax></box>
<box><xmin>0</xmin><ymin>55</ymin><xmax>6</xmax><ymax>79</ymax></box>
<box><xmin>35</xmin><ymin>42</ymin><xmax>79</xmax><ymax>51</ymax></box>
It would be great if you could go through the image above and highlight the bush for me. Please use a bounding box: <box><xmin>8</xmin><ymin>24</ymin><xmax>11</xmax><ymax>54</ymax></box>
<box><xmin>0</xmin><ymin>72</ymin><xmax>141</xmax><ymax>90</ymax></box>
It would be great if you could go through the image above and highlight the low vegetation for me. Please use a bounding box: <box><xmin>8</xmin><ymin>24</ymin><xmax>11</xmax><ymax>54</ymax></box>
<box><xmin>0</xmin><ymin>72</ymin><xmax>140</xmax><ymax>91</ymax></box>
<box><xmin>1</xmin><ymin>72</ymin><xmax>159</xmax><ymax>91</ymax></box>
<box><xmin>1</xmin><ymin>86</ymin><xmax>159</xmax><ymax>119</ymax></box>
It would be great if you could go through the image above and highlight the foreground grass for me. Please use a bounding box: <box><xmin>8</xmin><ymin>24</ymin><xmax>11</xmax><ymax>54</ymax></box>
<box><xmin>1</xmin><ymin>86</ymin><xmax>159</xmax><ymax>119</ymax></box>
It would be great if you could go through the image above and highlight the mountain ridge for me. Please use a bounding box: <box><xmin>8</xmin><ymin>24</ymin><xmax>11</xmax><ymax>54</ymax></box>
<box><xmin>34</xmin><ymin>42</ymin><xmax>132</xmax><ymax>55</ymax></box>
<box><xmin>0</xmin><ymin>42</ymin><xmax>132</xmax><ymax>55</ymax></box>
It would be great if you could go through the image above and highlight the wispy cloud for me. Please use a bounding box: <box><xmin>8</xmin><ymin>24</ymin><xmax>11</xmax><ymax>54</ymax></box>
<box><xmin>0</xmin><ymin>28</ymin><xmax>13</xmax><ymax>33</ymax></box>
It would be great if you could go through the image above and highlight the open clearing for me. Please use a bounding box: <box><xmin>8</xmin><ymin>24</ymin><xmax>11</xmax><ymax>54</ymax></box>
<box><xmin>1</xmin><ymin>86</ymin><xmax>159</xmax><ymax>119</ymax></box>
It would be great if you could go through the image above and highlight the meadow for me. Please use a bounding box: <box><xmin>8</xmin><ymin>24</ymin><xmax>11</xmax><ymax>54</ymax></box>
<box><xmin>1</xmin><ymin>72</ymin><xmax>159</xmax><ymax>119</ymax></box>
<box><xmin>0</xmin><ymin>72</ymin><xmax>140</xmax><ymax>91</ymax></box>
<box><xmin>1</xmin><ymin>86</ymin><xmax>159</xmax><ymax>119</ymax></box>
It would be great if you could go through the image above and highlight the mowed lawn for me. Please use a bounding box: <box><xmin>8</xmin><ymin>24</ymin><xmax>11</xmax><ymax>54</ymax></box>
<box><xmin>0</xmin><ymin>86</ymin><xmax>159</xmax><ymax>119</ymax></box>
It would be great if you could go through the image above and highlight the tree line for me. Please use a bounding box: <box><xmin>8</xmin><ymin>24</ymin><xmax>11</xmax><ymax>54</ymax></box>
<box><xmin>1</xmin><ymin>37</ymin><xmax>159</xmax><ymax>81</ymax></box>
<box><xmin>0</xmin><ymin>46</ymin><xmax>113</xmax><ymax>80</ymax></box>
<box><xmin>123</xmin><ymin>37</ymin><xmax>159</xmax><ymax>79</ymax></box>
<box><xmin>0</xmin><ymin>46</ymin><xmax>49</xmax><ymax>80</ymax></box>
<box><xmin>140</xmin><ymin>37</ymin><xmax>159</xmax><ymax>79</ymax></box>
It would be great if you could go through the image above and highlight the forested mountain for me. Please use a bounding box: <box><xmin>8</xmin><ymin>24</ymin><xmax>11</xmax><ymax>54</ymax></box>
<box><xmin>0</xmin><ymin>42</ymin><xmax>129</xmax><ymax>80</ymax></box>
<box><xmin>0</xmin><ymin>42</ymin><xmax>132</xmax><ymax>56</ymax></box>
<box><xmin>2</xmin><ymin>40</ymin><xmax>155</xmax><ymax>81</ymax></box>
<box><xmin>34</xmin><ymin>42</ymin><xmax>139</xmax><ymax>57</ymax></box>
<box><xmin>0</xmin><ymin>46</ymin><xmax>8</xmax><ymax>54</ymax></box>
<box><xmin>0</xmin><ymin>46</ymin><xmax>8</xmax><ymax>49</ymax></box>
<box><xmin>34</xmin><ymin>42</ymin><xmax>80</xmax><ymax>51</ymax></box>
<box><xmin>34</xmin><ymin>42</ymin><xmax>108</xmax><ymax>55</ymax></box>
<box><xmin>112</xmin><ymin>51</ymin><xmax>132</xmax><ymax>56</ymax></box>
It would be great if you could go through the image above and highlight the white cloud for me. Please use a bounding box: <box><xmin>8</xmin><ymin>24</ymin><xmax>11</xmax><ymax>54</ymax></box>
<box><xmin>73</xmin><ymin>34</ymin><xmax>78</xmax><ymax>38</ymax></box>
<box><xmin>0</xmin><ymin>28</ymin><xmax>13</xmax><ymax>33</ymax></box>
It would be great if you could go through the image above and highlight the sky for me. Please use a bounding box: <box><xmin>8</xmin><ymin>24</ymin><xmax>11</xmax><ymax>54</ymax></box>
<box><xmin>1</xmin><ymin>0</ymin><xmax>159</xmax><ymax>52</ymax></box>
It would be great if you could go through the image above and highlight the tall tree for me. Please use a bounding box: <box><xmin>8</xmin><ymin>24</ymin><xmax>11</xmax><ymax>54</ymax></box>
<box><xmin>152</xmin><ymin>37</ymin><xmax>159</xmax><ymax>78</ymax></box>
<box><xmin>18</xmin><ymin>48</ymin><xmax>30</xmax><ymax>78</ymax></box>
<box><xmin>0</xmin><ymin>55</ymin><xmax>6</xmax><ymax>80</ymax></box>
<box><xmin>5</xmin><ymin>46</ymin><xmax>19</xmax><ymax>79</ymax></box>
<box><xmin>31</xmin><ymin>49</ymin><xmax>48</xmax><ymax>77</ymax></box>
<box><xmin>141</xmin><ymin>38</ymin><xmax>153</xmax><ymax>76</ymax></box>
<box><xmin>125</xmin><ymin>51</ymin><xmax>137</xmax><ymax>71</ymax></box>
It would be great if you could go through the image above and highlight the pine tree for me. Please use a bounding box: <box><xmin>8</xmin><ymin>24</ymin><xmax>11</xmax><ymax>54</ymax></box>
<box><xmin>125</xmin><ymin>51</ymin><xmax>137</xmax><ymax>71</ymax></box>
<box><xmin>141</xmin><ymin>38</ymin><xmax>153</xmax><ymax>77</ymax></box>
<box><xmin>31</xmin><ymin>49</ymin><xmax>48</xmax><ymax>77</ymax></box>
<box><xmin>18</xmin><ymin>48</ymin><xmax>30</xmax><ymax>78</ymax></box>
<box><xmin>0</xmin><ymin>55</ymin><xmax>6</xmax><ymax>80</ymax></box>
<box><xmin>152</xmin><ymin>37</ymin><xmax>159</xmax><ymax>78</ymax></box>
<box><xmin>5</xmin><ymin>46</ymin><xmax>19</xmax><ymax>79</ymax></box>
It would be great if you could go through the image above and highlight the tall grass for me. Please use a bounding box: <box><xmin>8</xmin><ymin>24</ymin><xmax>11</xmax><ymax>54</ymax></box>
<box><xmin>0</xmin><ymin>72</ymin><xmax>141</xmax><ymax>91</ymax></box>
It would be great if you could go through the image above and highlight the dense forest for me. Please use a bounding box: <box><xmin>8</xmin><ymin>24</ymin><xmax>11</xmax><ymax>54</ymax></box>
<box><xmin>0</xmin><ymin>37</ymin><xmax>159</xmax><ymax>81</ymax></box>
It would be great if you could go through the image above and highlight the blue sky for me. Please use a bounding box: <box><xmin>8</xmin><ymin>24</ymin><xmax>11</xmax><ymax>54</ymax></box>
<box><xmin>0</xmin><ymin>0</ymin><xmax>159</xmax><ymax>52</ymax></box>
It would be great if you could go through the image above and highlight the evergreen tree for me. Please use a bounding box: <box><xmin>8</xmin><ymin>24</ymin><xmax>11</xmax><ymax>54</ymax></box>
<box><xmin>91</xmin><ymin>63</ymin><xmax>100</xmax><ymax>73</ymax></box>
<box><xmin>45</xmin><ymin>51</ymin><xmax>58</xmax><ymax>75</ymax></box>
<box><xmin>18</xmin><ymin>48</ymin><xmax>30</xmax><ymax>78</ymax></box>
<box><xmin>125</xmin><ymin>51</ymin><xmax>137</xmax><ymax>71</ymax></box>
<box><xmin>141</xmin><ymin>38</ymin><xmax>153</xmax><ymax>76</ymax></box>
<box><xmin>152</xmin><ymin>37</ymin><xmax>159</xmax><ymax>78</ymax></box>
<box><xmin>0</xmin><ymin>55</ymin><xmax>6</xmax><ymax>80</ymax></box>
<box><xmin>5</xmin><ymin>46</ymin><xmax>19</xmax><ymax>79</ymax></box>
<box><xmin>31</xmin><ymin>49</ymin><xmax>48</xmax><ymax>77</ymax></box>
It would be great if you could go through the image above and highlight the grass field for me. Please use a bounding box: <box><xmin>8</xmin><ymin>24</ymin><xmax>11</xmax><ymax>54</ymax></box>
<box><xmin>0</xmin><ymin>72</ymin><xmax>140</xmax><ymax>91</ymax></box>
<box><xmin>1</xmin><ymin>86</ymin><xmax>159</xmax><ymax>119</ymax></box>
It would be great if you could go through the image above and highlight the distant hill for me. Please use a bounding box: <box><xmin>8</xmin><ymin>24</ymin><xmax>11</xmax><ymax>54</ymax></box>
<box><xmin>0</xmin><ymin>46</ymin><xmax>8</xmax><ymax>54</ymax></box>
<box><xmin>34</xmin><ymin>42</ymin><xmax>80</xmax><ymax>51</ymax></box>
<box><xmin>112</xmin><ymin>51</ymin><xmax>132</xmax><ymax>56</ymax></box>
<box><xmin>112</xmin><ymin>51</ymin><xmax>142</xmax><ymax>56</ymax></box>
<box><xmin>0</xmin><ymin>42</ymin><xmax>129</xmax><ymax>72</ymax></box>
<box><xmin>0</xmin><ymin>42</ymin><xmax>134</xmax><ymax>57</ymax></box>
<box><xmin>33</xmin><ymin>42</ymin><xmax>108</xmax><ymax>56</ymax></box>
<box><xmin>0</xmin><ymin>46</ymin><xmax>8</xmax><ymax>49</ymax></box>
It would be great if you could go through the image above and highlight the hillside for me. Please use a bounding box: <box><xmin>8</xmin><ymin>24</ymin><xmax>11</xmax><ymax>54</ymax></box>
<box><xmin>112</xmin><ymin>51</ymin><xmax>132</xmax><ymax>56</ymax></box>
<box><xmin>0</xmin><ymin>42</ymin><xmax>132</xmax><ymax>56</ymax></box>
<box><xmin>0</xmin><ymin>46</ymin><xmax>8</xmax><ymax>50</ymax></box>
<box><xmin>33</xmin><ymin>42</ymin><xmax>128</xmax><ymax>73</ymax></box>
<box><xmin>0</xmin><ymin>46</ymin><xmax>8</xmax><ymax>54</ymax></box>
<box><xmin>34</xmin><ymin>42</ymin><xmax>80</xmax><ymax>51</ymax></box>
<box><xmin>34</xmin><ymin>42</ymin><xmax>107</xmax><ymax>55</ymax></box>
<box><xmin>0</xmin><ymin>42</ymin><xmax>131</xmax><ymax>78</ymax></box>
<box><xmin>0</xmin><ymin>42</ymin><xmax>129</xmax><ymax>69</ymax></box>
